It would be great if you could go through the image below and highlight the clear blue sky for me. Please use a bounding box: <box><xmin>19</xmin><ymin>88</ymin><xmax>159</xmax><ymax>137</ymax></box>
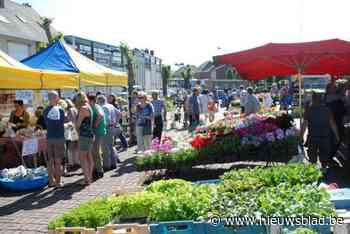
<box><xmin>15</xmin><ymin>0</ymin><xmax>350</xmax><ymax>67</ymax></box>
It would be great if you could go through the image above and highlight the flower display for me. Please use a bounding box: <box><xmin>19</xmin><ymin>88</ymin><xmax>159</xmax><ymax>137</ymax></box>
<box><xmin>275</xmin><ymin>128</ymin><xmax>285</xmax><ymax>140</ymax></box>
<box><xmin>138</xmin><ymin>113</ymin><xmax>300</xmax><ymax>170</ymax></box>
<box><xmin>150</xmin><ymin>136</ymin><xmax>175</xmax><ymax>153</ymax></box>
<box><xmin>190</xmin><ymin>134</ymin><xmax>214</xmax><ymax>149</ymax></box>
<box><xmin>265</xmin><ymin>132</ymin><xmax>275</xmax><ymax>142</ymax></box>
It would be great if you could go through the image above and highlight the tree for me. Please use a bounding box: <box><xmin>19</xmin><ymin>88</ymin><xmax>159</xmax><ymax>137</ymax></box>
<box><xmin>181</xmin><ymin>65</ymin><xmax>193</xmax><ymax>90</ymax></box>
<box><xmin>161</xmin><ymin>65</ymin><xmax>171</xmax><ymax>97</ymax></box>
<box><xmin>120</xmin><ymin>43</ymin><xmax>136</xmax><ymax>142</ymax></box>
<box><xmin>226</xmin><ymin>69</ymin><xmax>235</xmax><ymax>80</ymax></box>
<box><xmin>39</xmin><ymin>17</ymin><xmax>53</xmax><ymax>42</ymax></box>
<box><xmin>38</xmin><ymin>17</ymin><xmax>64</xmax><ymax>50</ymax></box>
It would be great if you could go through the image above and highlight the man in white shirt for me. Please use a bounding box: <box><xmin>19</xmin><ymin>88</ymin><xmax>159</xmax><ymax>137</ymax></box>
<box><xmin>244</xmin><ymin>87</ymin><xmax>260</xmax><ymax>116</ymax></box>
<box><xmin>97</xmin><ymin>95</ymin><xmax>120</xmax><ymax>170</ymax></box>
<box><xmin>199</xmin><ymin>89</ymin><xmax>210</xmax><ymax>123</ymax></box>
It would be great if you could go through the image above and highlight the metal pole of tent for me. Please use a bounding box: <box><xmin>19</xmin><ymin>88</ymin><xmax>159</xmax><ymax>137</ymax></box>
<box><xmin>298</xmin><ymin>70</ymin><xmax>303</xmax><ymax>128</ymax></box>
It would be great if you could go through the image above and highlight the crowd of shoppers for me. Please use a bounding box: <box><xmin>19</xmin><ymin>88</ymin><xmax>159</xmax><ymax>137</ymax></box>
<box><xmin>35</xmin><ymin>89</ymin><xmax>135</xmax><ymax>188</ymax></box>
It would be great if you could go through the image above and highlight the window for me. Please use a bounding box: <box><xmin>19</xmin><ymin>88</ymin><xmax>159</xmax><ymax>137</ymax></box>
<box><xmin>0</xmin><ymin>15</ymin><xmax>10</xmax><ymax>23</ymax></box>
<box><xmin>8</xmin><ymin>42</ymin><xmax>29</xmax><ymax>61</ymax></box>
<box><xmin>16</xmin><ymin>15</ymin><xmax>27</xmax><ymax>23</ymax></box>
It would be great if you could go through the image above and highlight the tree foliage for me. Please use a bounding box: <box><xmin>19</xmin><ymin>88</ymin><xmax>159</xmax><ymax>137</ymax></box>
<box><xmin>226</xmin><ymin>69</ymin><xmax>235</xmax><ymax>80</ymax></box>
<box><xmin>181</xmin><ymin>66</ymin><xmax>193</xmax><ymax>89</ymax></box>
<box><xmin>37</xmin><ymin>17</ymin><xmax>63</xmax><ymax>50</ymax></box>
<box><xmin>161</xmin><ymin>65</ymin><xmax>171</xmax><ymax>97</ymax></box>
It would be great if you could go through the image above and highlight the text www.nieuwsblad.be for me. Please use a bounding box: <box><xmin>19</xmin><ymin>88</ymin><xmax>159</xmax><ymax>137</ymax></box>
<box><xmin>208</xmin><ymin>215</ymin><xmax>344</xmax><ymax>226</ymax></box>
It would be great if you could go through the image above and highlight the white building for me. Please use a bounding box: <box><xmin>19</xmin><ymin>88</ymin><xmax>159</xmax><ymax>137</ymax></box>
<box><xmin>0</xmin><ymin>0</ymin><xmax>51</xmax><ymax>60</ymax></box>
<box><xmin>133</xmin><ymin>48</ymin><xmax>162</xmax><ymax>92</ymax></box>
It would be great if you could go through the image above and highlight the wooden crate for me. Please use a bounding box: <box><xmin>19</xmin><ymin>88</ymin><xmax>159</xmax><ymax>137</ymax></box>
<box><xmin>102</xmin><ymin>223</ymin><xmax>149</xmax><ymax>234</ymax></box>
<box><xmin>48</xmin><ymin>227</ymin><xmax>97</xmax><ymax>234</ymax></box>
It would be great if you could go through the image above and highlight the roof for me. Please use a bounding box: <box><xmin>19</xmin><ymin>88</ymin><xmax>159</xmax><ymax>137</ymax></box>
<box><xmin>22</xmin><ymin>40</ymin><xmax>128</xmax><ymax>86</ymax></box>
<box><xmin>172</xmin><ymin>65</ymin><xmax>198</xmax><ymax>78</ymax></box>
<box><xmin>197</xmin><ymin>61</ymin><xmax>214</xmax><ymax>72</ymax></box>
<box><xmin>0</xmin><ymin>0</ymin><xmax>51</xmax><ymax>42</ymax></box>
<box><xmin>0</xmin><ymin>48</ymin><xmax>78</xmax><ymax>89</ymax></box>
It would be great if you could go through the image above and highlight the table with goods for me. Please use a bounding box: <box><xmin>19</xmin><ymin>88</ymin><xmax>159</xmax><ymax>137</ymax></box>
<box><xmin>0</xmin><ymin>123</ymin><xmax>48</xmax><ymax>191</ymax></box>
<box><xmin>48</xmin><ymin>163</ymin><xmax>346</xmax><ymax>234</ymax></box>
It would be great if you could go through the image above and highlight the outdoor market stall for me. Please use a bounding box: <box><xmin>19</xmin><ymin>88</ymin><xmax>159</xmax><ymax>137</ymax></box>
<box><xmin>0</xmin><ymin>48</ymin><xmax>79</xmax><ymax>89</ymax></box>
<box><xmin>0</xmin><ymin>48</ymin><xmax>79</xmax><ymax>167</ymax></box>
<box><xmin>22</xmin><ymin>40</ymin><xmax>128</xmax><ymax>88</ymax></box>
<box><xmin>214</xmin><ymin>38</ymin><xmax>350</xmax><ymax>116</ymax></box>
<box><xmin>0</xmin><ymin>49</ymin><xmax>80</xmax><ymax>191</ymax></box>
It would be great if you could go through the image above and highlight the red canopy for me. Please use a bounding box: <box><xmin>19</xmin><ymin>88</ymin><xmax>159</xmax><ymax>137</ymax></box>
<box><xmin>215</xmin><ymin>39</ymin><xmax>350</xmax><ymax>80</ymax></box>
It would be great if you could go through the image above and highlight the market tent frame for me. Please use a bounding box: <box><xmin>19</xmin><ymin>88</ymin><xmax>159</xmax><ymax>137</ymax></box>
<box><xmin>0</xmin><ymin>49</ymin><xmax>78</xmax><ymax>89</ymax></box>
<box><xmin>22</xmin><ymin>40</ymin><xmax>128</xmax><ymax>87</ymax></box>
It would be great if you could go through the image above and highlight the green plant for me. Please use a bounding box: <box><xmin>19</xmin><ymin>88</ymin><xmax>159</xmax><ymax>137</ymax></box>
<box><xmin>221</xmin><ymin>164</ymin><xmax>322</xmax><ymax>187</ymax></box>
<box><xmin>48</xmin><ymin>168</ymin><xmax>335</xmax><ymax>231</ymax></box>
<box><xmin>48</xmin><ymin>198</ymin><xmax>113</xmax><ymax>230</ymax></box>
<box><xmin>149</xmin><ymin>184</ymin><xmax>216</xmax><ymax>222</ymax></box>
<box><xmin>165</xmin><ymin>97</ymin><xmax>175</xmax><ymax>112</ymax></box>
<box><xmin>257</xmin><ymin>184</ymin><xmax>335</xmax><ymax>218</ymax></box>
<box><xmin>109</xmin><ymin>192</ymin><xmax>164</xmax><ymax>220</ymax></box>
<box><xmin>230</xmin><ymin>100</ymin><xmax>241</xmax><ymax>108</ymax></box>
<box><xmin>145</xmin><ymin>179</ymin><xmax>191</xmax><ymax>193</ymax></box>
<box><xmin>285</xmin><ymin>227</ymin><xmax>317</xmax><ymax>234</ymax></box>
<box><xmin>135</xmin><ymin>149</ymin><xmax>199</xmax><ymax>171</ymax></box>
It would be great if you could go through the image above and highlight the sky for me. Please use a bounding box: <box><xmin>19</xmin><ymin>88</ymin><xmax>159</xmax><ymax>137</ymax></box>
<box><xmin>15</xmin><ymin>0</ymin><xmax>350</xmax><ymax>67</ymax></box>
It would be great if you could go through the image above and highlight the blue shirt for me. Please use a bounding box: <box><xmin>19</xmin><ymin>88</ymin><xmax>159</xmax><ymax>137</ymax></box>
<box><xmin>187</xmin><ymin>95</ymin><xmax>201</xmax><ymax>115</ymax></box>
<box><xmin>43</xmin><ymin>105</ymin><xmax>65</xmax><ymax>139</ymax></box>
<box><xmin>136</xmin><ymin>103</ymin><xmax>154</xmax><ymax>126</ymax></box>
<box><xmin>151</xmin><ymin>100</ymin><xmax>165</xmax><ymax>117</ymax></box>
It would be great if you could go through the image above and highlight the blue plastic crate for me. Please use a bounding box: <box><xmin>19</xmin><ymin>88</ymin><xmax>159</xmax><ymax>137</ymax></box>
<box><xmin>150</xmin><ymin>221</ymin><xmax>268</xmax><ymax>234</ymax></box>
<box><xmin>328</xmin><ymin>188</ymin><xmax>350</xmax><ymax>209</ymax></box>
<box><xmin>192</xmin><ymin>179</ymin><xmax>222</xmax><ymax>185</ymax></box>
<box><xmin>150</xmin><ymin>221</ymin><xmax>205</xmax><ymax>234</ymax></box>
<box><xmin>280</xmin><ymin>225</ymin><xmax>331</xmax><ymax>234</ymax></box>
<box><xmin>205</xmin><ymin>223</ymin><xmax>268</xmax><ymax>234</ymax></box>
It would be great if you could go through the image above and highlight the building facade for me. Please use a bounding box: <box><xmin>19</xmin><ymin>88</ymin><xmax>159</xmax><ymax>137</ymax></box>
<box><xmin>0</xmin><ymin>0</ymin><xmax>50</xmax><ymax>60</ymax></box>
<box><xmin>64</xmin><ymin>35</ymin><xmax>125</xmax><ymax>72</ymax></box>
<box><xmin>132</xmin><ymin>48</ymin><xmax>162</xmax><ymax>91</ymax></box>
<box><xmin>65</xmin><ymin>36</ymin><xmax>163</xmax><ymax>91</ymax></box>
<box><xmin>194</xmin><ymin>61</ymin><xmax>247</xmax><ymax>90</ymax></box>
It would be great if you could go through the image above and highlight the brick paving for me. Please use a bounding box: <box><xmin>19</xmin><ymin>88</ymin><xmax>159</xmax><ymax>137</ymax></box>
<box><xmin>0</xmin><ymin>149</ymin><xmax>145</xmax><ymax>234</ymax></box>
<box><xmin>0</xmin><ymin>110</ymin><xmax>225</xmax><ymax>234</ymax></box>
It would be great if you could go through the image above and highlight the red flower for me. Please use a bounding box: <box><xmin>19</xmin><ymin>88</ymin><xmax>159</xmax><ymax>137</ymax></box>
<box><xmin>190</xmin><ymin>135</ymin><xmax>214</xmax><ymax>149</ymax></box>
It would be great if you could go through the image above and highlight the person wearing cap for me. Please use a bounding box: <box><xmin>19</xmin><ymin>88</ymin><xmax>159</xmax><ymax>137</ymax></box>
<box><xmin>43</xmin><ymin>91</ymin><xmax>66</xmax><ymax>188</ymax></box>
<box><xmin>244</xmin><ymin>87</ymin><xmax>260</xmax><ymax>116</ymax></box>
<box><xmin>151</xmin><ymin>91</ymin><xmax>166</xmax><ymax>140</ymax></box>
<box><xmin>9</xmin><ymin>100</ymin><xmax>30</xmax><ymax>132</ymax></box>
<box><xmin>97</xmin><ymin>95</ymin><xmax>120</xmax><ymax>171</ymax></box>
